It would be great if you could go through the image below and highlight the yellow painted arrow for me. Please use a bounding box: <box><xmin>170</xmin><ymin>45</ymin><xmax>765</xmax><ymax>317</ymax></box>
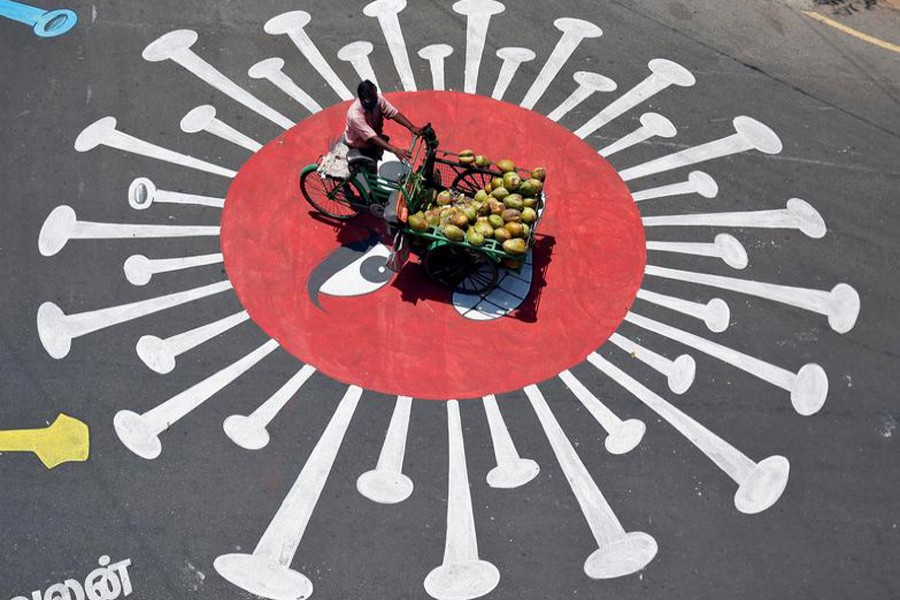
<box><xmin>0</xmin><ymin>413</ymin><xmax>90</xmax><ymax>469</ymax></box>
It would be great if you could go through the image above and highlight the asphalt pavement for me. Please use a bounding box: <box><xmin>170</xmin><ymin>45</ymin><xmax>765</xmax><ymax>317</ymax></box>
<box><xmin>1</xmin><ymin>1</ymin><xmax>898</xmax><ymax>599</ymax></box>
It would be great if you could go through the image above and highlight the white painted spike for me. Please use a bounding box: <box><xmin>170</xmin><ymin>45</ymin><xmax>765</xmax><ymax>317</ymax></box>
<box><xmin>357</xmin><ymin>395</ymin><xmax>415</xmax><ymax>503</ymax></box>
<box><xmin>574</xmin><ymin>59</ymin><xmax>695</xmax><ymax>139</ymax></box>
<box><xmin>264</xmin><ymin>11</ymin><xmax>353</xmax><ymax>100</ymax></box>
<box><xmin>482</xmin><ymin>395</ymin><xmax>539</xmax><ymax>488</ymax></box>
<box><xmin>424</xmin><ymin>401</ymin><xmax>500</xmax><ymax>600</ymax></box>
<box><xmin>127</xmin><ymin>177</ymin><xmax>224</xmax><ymax>210</ymax></box>
<box><xmin>214</xmin><ymin>385</ymin><xmax>362</xmax><ymax>599</ymax></box>
<box><xmin>142</xmin><ymin>29</ymin><xmax>294</xmax><ymax>129</ymax></box>
<box><xmin>524</xmin><ymin>384</ymin><xmax>657</xmax><ymax>577</ymax></box>
<box><xmin>114</xmin><ymin>339</ymin><xmax>280</xmax><ymax>460</ymax></box>
<box><xmin>644</xmin><ymin>264</ymin><xmax>859</xmax><ymax>333</ymax></box>
<box><xmin>338</xmin><ymin>41</ymin><xmax>380</xmax><ymax>89</ymax></box>
<box><xmin>558</xmin><ymin>369</ymin><xmax>646</xmax><ymax>455</ymax></box>
<box><xmin>546</xmin><ymin>71</ymin><xmax>617</xmax><ymax>122</ymax></box>
<box><xmin>38</xmin><ymin>205</ymin><xmax>220</xmax><ymax>258</ymax></box>
<box><xmin>598</xmin><ymin>112</ymin><xmax>676</xmax><ymax>157</ymax></box>
<box><xmin>36</xmin><ymin>280</ymin><xmax>232</xmax><ymax>360</ymax></box>
<box><xmin>135</xmin><ymin>310</ymin><xmax>248</xmax><ymax>374</ymax></box>
<box><xmin>492</xmin><ymin>47</ymin><xmax>535</xmax><ymax>100</ymax></box>
<box><xmin>124</xmin><ymin>252</ymin><xmax>224</xmax><ymax>287</ymax></box>
<box><xmin>646</xmin><ymin>233</ymin><xmax>749</xmax><ymax>269</ymax></box>
<box><xmin>248</xmin><ymin>57</ymin><xmax>323</xmax><ymax>114</ymax></box>
<box><xmin>74</xmin><ymin>117</ymin><xmax>237</xmax><ymax>178</ymax></box>
<box><xmin>520</xmin><ymin>18</ymin><xmax>603</xmax><ymax>109</ymax></box>
<box><xmin>641</xmin><ymin>198</ymin><xmax>826</xmax><ymax>238</ymax></box>
<box><xmin>609</xmin><ymin>333</ymin><xmax>697</xmax><ymax>394</ymax></box>
<box><xmin>180</xmin><ymin>104</ymin><xmax>263</xmax><ymax>152</ymax></box>
<box><xmin>587</xmin><ymin>353</ymin><xmax>791</xmax><ymax>515</ymax></box>
<box><xmin>418</xmin><ymin>44</ymin><xmax>453</xmax><ymax>91</ymax></box>
<box><xmin>625</xmin><ymin>310</ymin><xmax>829</xmax><ymax>416</ymax></box>
<box><xmin>636</xmin><ymin>288</ymin><xmax>731</xmax><ymax>333</ymax></box>
<box><xmin>453</xmin><ymin>0</ymin><xmax>506</xmax><ymax>94</ymax></box>
<box><xmin>364</xmin><ymin>0</ymin><xmax>417</xmax><ymax>91</ymax></box>
<box><xmin>223</xmin><ymin>364</ymin><xmax>317</xmax><ymax>451</ymax></box>
<box><xmin>630</xmin><ymin>170</ymin><xmax>718</xmax><ymax>202</ymax></box>
<box><xmin>619</xmin><ymin>116</ymin><xmax>783</xmax><ymax>182</ymax></box>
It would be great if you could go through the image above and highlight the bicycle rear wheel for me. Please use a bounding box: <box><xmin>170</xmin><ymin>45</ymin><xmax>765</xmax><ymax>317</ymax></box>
<box><xmin>300</xmin><ymin>169</ymin><xmax>364</xmax><ymax>220</ymax></box>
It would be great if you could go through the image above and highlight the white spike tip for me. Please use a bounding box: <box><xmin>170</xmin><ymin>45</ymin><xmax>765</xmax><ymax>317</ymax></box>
<box><xmin>223</xmin><ymin>415</ymin><xmax>271</xmax><ymax>451</ymax></box>
<box><xmin>264</xmin><ymin>11</ymin><xmax>311</xmax><ymax>35</ymax></box>
<box><xmin>142</xmin><ymin>29</ymin><xmax>198</xmax><ymax>62</ymax></box>
<box><xmin>733</xmin><ymin>116</ymin><xmax>783</xmax><ymax>154</ymax></box>
<box><xmin>113</xmin><ymin>410</ymin><xmax>162</xmax><ymax>460</ymax></box>
<box><xmin>486</xmin><ymin>458</ymin><xmax>540</xmax><ymax>489</ymax></box>
<box><xmin>356</xmin><ymin>469</ymin><xmax>414</xmax><ymax>504</ymax></box>
<box><xmin>214</xmin><ymin>554</ymin><xmax>313</xmax><ymax>600</ymax></box>
<box><xmin>584</xmin><ymin>531</ymin><xmax>658</xmax><ymax>579</ymax></box>
<box><xmin>424</xmin><ymin>560</ymin><xmax>500</xmax><ymax>600</ymax></box>
<box><xmin>604</xmin><ymin>418</ymin><xmax>646</xmax><ymax>455</ymax></box>
<box><xmin>734</xmin><ymin>455</ymin><xmax>790</xmax><ymax>514</ymax></box>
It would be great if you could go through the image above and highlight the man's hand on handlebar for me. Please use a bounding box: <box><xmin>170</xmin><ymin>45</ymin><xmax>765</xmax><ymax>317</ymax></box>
<box><xmin>394</xmin><ymin>147</ymin><xmax>412</xmax><ymax>162</ymax></box>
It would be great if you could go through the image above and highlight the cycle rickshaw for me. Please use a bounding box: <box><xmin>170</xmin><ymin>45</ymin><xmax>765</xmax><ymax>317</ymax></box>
<box><xmin>299</xmin><ymin>125</ymin><xmax>545</xmax><ymax>294</ymax></box>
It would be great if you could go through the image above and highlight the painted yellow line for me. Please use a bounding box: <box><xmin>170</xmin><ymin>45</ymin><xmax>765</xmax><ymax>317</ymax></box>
<box><xmin>803</xmin><ymin>10</ymin><xmax>900</xmax><ymax>53</ymax></box>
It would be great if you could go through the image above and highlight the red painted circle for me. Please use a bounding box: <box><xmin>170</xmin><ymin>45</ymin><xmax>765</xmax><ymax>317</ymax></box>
<box><xmin>222</xmin><ymin>91</ymin><xmax>644</xmax><ymax>400</ymax></box>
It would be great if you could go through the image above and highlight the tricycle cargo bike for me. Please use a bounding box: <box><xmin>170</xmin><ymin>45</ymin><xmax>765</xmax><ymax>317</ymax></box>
<box><xmin>299</xmin><ymin>124</ymin><xmax>547</xmax><ymax>294</ymax></box>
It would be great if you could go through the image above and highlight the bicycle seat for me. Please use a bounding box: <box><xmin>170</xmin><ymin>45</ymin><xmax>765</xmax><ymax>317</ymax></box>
<box><xmin>347</xmin><ymin>148</ymin><xmax>377</xmax><ymax>170</ymax></box>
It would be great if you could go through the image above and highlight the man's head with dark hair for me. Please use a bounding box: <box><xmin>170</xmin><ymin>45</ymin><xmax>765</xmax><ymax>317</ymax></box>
<box><xmin>357</xmin><ymin>80</ymin><xmax>379</xmax><ymax>111</ymax></box>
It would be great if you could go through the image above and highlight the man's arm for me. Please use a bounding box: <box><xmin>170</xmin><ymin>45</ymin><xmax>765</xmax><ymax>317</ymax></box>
<box><xmin>369</xmin><ymin>134</ymin><xmax>412</xmax><ymax>161</ymax></box>
<box><xmin>390</xmin><ymin>111</ymin><xmax>421</xmax><ymax>135</ymax></box>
